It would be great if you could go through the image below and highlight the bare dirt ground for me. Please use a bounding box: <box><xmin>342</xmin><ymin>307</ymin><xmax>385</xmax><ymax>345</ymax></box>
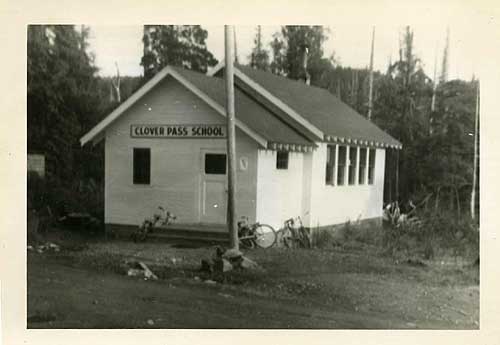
<box><xmin>27</xmin><ymin>233</ymin><xmax>479</xmax><ymax>329</ymax></box>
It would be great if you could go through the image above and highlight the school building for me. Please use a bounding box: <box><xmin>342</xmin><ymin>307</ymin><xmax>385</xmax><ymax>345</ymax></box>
<box><xmin>80</xmin><ymin>63</ymin><xmax>401</xmax><ymax>236</ymax></box>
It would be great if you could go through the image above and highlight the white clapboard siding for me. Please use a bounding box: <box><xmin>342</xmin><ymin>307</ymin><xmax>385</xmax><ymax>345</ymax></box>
<box><xmin>255</xmin><ymin>150</ymin><xmax>306</xmax><ymax>230</ymax></box>
<box><xmin>104</xmin><ymin>76</ymin><xmax>258</xmax><ymax>227</ymax></box>
<box><xmin>302</xmin><ymin>144</ymin><xmax>386</xmax><ymax>227</ymax></box>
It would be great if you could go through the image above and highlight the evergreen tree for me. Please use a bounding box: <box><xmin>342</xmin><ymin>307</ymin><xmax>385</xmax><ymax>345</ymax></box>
<box><xmin>281</xmin><ymin>26</ymin><xmax>334</xmax><ymax>84</ymax></box>
<box><xmin>27</xmin><ymin>25</ymin><xmax>101</xmax><ymax>183</ymax></box>
<box><xmin>423</xmin><ymin>79</ymin><xmax>477</xmax><ymax>201</ymax></box>
<box><xmin>373</xmin><ymin>26</ymin><xmax>433</xmax><ymax>201</ymax></box>
<box><xmin>269</xmin><ymin>26</ymin><xmax>335</xmax><ymax>85</ymax></box>
<box><xmin>141</xmin><ymin>25</ymin><xmax>218</xmax><ymax>80</ymax></box>
<box><xmin>249</xmin><ymin>26</ymin><xmax>270</xmax><ymax>71</ymax></box>
<box><xmin>270</xmin><ymin>33</ymin><xmax>286</xmax><ymax>75</ymax></box>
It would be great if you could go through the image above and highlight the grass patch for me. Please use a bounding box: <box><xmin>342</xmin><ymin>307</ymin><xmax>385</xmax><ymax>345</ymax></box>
<box><xmin>309</xmin><ymin>212</ymin><xmax>478</xmax><ymax>264</ymax></box>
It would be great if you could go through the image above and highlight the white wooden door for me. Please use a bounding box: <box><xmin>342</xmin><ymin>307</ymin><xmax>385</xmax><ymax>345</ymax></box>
<box><xmin>200</xmin><ymin>150</ymin><xmax>227</xmax><ymax>224</ymax></box>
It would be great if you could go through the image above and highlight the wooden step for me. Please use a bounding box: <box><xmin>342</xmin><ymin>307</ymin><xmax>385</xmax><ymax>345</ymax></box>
<box><xmin>148</xmin><ymin>233</ymin><xmax>229</xmax><ymax>245</ymax></box>
<box><xmin>148</xmin><ymin>226</ymin><xmax>230</xmax><ymax>244</ymax></box>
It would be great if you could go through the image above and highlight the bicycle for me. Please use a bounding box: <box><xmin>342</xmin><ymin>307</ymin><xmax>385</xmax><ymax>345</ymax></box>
<box><xmin>237</xmin><ymin>216</ymin><xmax>277</xmax><ymax>249</ymax></box>
<box><xmin>131</xmin><ymin>206</ymin><xmax>176</xmax><ymax>242</ymax></box>
<box><xmin>282</xmin><ymin>216</ymin><xmax>312</xmax><ymax>248</ymax></box>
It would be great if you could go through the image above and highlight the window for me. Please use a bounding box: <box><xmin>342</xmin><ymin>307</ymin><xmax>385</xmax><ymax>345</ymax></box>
<box><xmin>325</xmin><ymin>145</ymin><xmax>336</xmax><ymax>185</ymax></box>
<box><xmin>368</xmin><ymin>149</ymin><xmax>376</xmax><ymax>184</ymax></box>
<box><xmin>276</xmin><ymin>151</ymin><xmax>289</xmax><ymax>170</ymax></box>
<box><xmin>349</xmin><ymin>147</ymin><xmax>358</xmax><ymax>185</ymax></box>
<box><xmin>348</xmin><ymin>147</ymin><xmax>357</xmax><ymax>185</ymax></box>
<box><xmin>205</xmin><ymin>153</ymin><xmax>227</xmax><ymax>175</ymax></box>
<box><xmin>358</xmin><ymin>148</ymin><xmax>367</xmax><ymax>184</ymax></box>
<box><xmin>133</xmin><ymin>148</ymin><xmax>151</xmax><ymax>185</ymax></box>
<box><xmin>337</xmin><ymin>146</ymin><xmax>347</xmax><ymax>185</ymax></box>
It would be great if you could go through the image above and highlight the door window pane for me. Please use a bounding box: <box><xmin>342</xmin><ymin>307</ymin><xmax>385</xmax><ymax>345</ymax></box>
<box><xmin>205</xmin><ymin>153</ymin><xmax>227</xmax><ymax>175</ymax></box>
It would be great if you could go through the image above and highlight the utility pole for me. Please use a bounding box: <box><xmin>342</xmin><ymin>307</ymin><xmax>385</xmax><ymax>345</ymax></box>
<box><xmin>224</xmin><ymin>25</ymin><xmax>238</xmax><ymax>250</ymax></box>
<box><xmin>233</xmin><ymin>26</ymin><xmax>239</xmax><ymax>64</ymax></box>
<box><xmin>367</xmin><ymin>27</ymin><xmax>375</xmax><ymax>120</ymax></box>
<box><xmin>471</xmin><ymin>80</ymin><xmax>479</xmax><ymax>220</ymax></box>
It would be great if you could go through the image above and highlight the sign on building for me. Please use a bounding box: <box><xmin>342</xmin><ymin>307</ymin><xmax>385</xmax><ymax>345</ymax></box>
<box><xmin>27</xmin><ymin>154</ymin><xmax>45</xmax><ymax>178</ymax></box>
<box><xmin>130</xmin><ymin>124</ymin><xmax>227</xmax><ymax>139</ymax></box>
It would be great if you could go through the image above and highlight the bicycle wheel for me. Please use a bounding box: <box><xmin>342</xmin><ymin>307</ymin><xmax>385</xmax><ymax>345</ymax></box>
<box><xmin>253</xmin><ymin>224</ymin><xmax>277</xmax><ymax>249</ymax></box>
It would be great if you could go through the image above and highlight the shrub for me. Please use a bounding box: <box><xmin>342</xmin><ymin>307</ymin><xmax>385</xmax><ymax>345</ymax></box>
<box><xmin>382</xmin><ymin>209</ymin><xmax>479</xmax><ymax>260</ymax></box>
<box><xmin>27</xmin><ymin>171</ymin><xmax>47</xmax><ymax>211</ymax></box>
<box><xmin>310</xmin><ymin>226</ymin><xmax>340</xmax><ymax>249</ymax></box>
<box><xmin>27</xmin><ymin>172</ymin><xmax>104</xmax><ymax>222</ymax></box>
<box><xmin>310</xmin><ymin>210</ymin><xmax>478</xmax><ymax>262</ymax></box>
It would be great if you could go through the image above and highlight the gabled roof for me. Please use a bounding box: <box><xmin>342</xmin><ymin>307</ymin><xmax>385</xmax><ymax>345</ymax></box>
<box><xmin>211</xmin><ymin>62</ymin><xmax>402</xmax><ymax>149</ymax></box>
<box><xmin>80</xmin><ymin>66</ymin><xmax>313</xmax><ymax>150</ymax></box>
<box><xmin>172</xmin><ymin>67</ymin><xmax>313</xmax><ymax>149</ymax></box>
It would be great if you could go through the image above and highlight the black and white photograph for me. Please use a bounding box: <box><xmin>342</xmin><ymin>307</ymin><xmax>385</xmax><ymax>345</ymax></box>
<box><xmin>24</xmin><ymin>23</ymin><xmax>480</xmax><ymax>329</ymax></box>
<box><xmin>3</xmin><ymin>1</ymin><xmax>499</xmax><ymax>343</ymax></box>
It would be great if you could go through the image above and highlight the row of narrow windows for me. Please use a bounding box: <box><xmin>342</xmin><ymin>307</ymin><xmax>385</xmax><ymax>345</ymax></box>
<box><xmin>132</xmin><ymin>146</ymin><xmax>375</xmax><ymax>186</ymax></box>
<box><xmin>325</xmin><ymin>145</ymin><xmax>376</xmax><ymax>186</ymax></box>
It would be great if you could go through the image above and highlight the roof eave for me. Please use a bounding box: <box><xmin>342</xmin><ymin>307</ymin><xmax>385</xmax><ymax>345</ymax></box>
<box><xmin>322</xmin><ymin>134</ymin><xmax>402</xmax><ymax>150</ymax></box>
<box><xmin>80</xmin><ymin>67</ymin><xmax>173</xmax><ymax>147</ymax></box>
<box><xmin>80</xmin><ymin>65</ymin><xmax>268</xmax><ymax>149</ymax></box>
<box><xmin>233</xmin><ymin>68</ymin><xmax>324</xmax><ymax>141</ymax></box>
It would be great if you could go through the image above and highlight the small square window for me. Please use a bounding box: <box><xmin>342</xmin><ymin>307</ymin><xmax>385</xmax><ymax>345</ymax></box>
<box><xmin>276</xmin><ymin>151</ymin><xmax>289</xmax><ymax>170</ymax></box>
<box><xmin>205</xmin><ymin>153</ymin><xmax>226</xmax><ymax>175</ymax></box>
<box><xmin>133</xmin><ymin>148</ymin><xmax>151</xmax><ymax>185</ymax></box>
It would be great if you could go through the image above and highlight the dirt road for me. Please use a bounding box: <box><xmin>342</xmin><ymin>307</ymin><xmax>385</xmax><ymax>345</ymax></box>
<box><xmin>27</xmin><ymin>253</ymin><xmax>477</xmax><ymax>329</ymax></box>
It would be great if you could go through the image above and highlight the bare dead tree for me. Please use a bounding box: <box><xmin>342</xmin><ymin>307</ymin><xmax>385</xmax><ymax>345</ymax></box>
<box><xmin>367</xmin><ymin>27</ymin><xmax>375</xmax><ymax>120</ymax></box>
<box><xmin>471</xmin><ymin>80</ymin><xmax>479</xmax><ymax>219</ymax></box>
<box><xmin>431</xmin><ymin>41</ymin><xmax>438</xmax><ymax>113</ymax></box>
<box><xmin>111</xmin><ymin>61</ymin><xmax>121</xmax><ymax>103</ymax></box>
<box><xmin>440</xmin><ymin>28</ymin><xmax>450</xmax><ymax>84</ymax></box>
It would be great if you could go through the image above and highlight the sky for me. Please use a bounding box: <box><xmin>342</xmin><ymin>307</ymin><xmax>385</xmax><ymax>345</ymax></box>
<box><xmin>87</xmin><ymin>25</ymin><xmax>479</xmax><ymax>81</ymax></box>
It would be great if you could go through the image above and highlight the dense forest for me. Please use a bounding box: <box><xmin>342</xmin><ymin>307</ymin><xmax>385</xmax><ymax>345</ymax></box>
<box><xmin>250</xmin><ymin>25</ymin><xmax>479</xmax><ymax>218</ymax></box>
<box><xmin>27</xmin><ymin>25</ymin><xmax>479</xmax><ymax>222</ymax></box>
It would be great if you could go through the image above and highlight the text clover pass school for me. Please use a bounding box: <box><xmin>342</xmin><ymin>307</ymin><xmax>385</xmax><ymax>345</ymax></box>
<box><xmin>81</xmin><ymin>63</ymin><xmax>402</xmax><ymax>236</ymax></box>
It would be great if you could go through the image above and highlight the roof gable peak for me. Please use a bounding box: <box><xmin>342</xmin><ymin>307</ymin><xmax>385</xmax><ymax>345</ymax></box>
<box><xmin>80</xmin><ymin>65</ymin><xmax>267</xmax><ymax>147</ymax></box>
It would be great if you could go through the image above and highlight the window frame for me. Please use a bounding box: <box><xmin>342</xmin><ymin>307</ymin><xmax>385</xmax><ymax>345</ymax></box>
<box><xmin>348</xmin><ymin>146</ymin><xmax>358</xmax><ymax>185</ymax></box>
<box><xmin>358</xmin><ymin>147</ymin><xmax>368</xmax><ymax>185</ymax></box>
<box><xmin>325</xmin><ymin>145</ymin><xmax>336</xmax><ymax>185</ymax></box>
<box><xmin>276</xmin><ymin>151</ymin><xmax>289</xmax><ymax>170</ymax></box>
<box><xmin>336</xmin><ymin>145</ymin><xmax>347</xmax><ymax>186</ymax></box>
<box><xmin>133</xmin><ymin>148</ymin><xmax>151</xmax><ymax>185</ymax></box>
<box><xmin>204</xmin><ymin>153</ymin><xmax>227</xmax><ymax>175</ymax></box>
<box><xmin>368</xmin><ymin>148</ymin><xmax>376</xmax><ymax>185</ymax></box>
